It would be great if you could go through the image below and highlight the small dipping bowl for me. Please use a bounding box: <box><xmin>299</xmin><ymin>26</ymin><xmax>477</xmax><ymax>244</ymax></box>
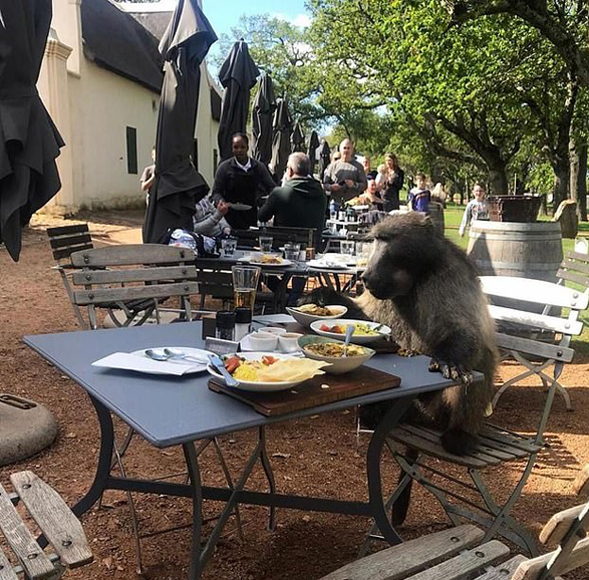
<box><xmin>262</xmin><ymin>327</ymin><xmax>288</xmax><ymax>336</ymax></box>
<box><xmin>277</xmin><ymin>332</ymin><xmax>303</xmax><ymax>353</ymax></box>
<box><xmin>247</xmin><ymin>331</ymin><xmax>278</xmax><ymax>351</ymax></box>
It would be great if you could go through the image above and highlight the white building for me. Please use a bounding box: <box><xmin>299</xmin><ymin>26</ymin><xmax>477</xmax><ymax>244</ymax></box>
<box><xmin>39</xmin><ymin>0</ymin><xmax>222</xmax><ymax>214</ymax></box>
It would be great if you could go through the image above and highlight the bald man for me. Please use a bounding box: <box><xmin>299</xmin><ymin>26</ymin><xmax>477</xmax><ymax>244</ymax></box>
<box><xmin>322</xmin><ymin>138</ymin><xmax>367</xmax><ymax>204</ymax></box>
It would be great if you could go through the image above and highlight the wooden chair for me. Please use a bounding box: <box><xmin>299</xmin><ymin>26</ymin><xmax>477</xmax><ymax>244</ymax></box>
<box><xmin>556</xmin><ymin>250</ymin><xmax>589</xmax><ymax>292</ymax></box>
<box><xmin>0</xmin><ymin>471</ymin><xmax>92</xmax><ymax>579</ymax></box>
<box><xmin>69</xmin><ymin>244</ymin><xmax>199</xmax><ymax>329</ymax></box>
<box><xmin>319</xmin><ymin>464</ymin><xmax>589</xmax><ymax>580</ymax></box>
<box><xmin>371</xmin><ymin>276</ymin><xmax>587</xmax><ymax>557</ymax></box>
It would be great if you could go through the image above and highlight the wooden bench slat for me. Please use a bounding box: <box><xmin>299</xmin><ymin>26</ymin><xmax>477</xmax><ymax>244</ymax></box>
<box><xmin>488</xmin><ymin>305</ymin><xmax>583</xmax><ymax>336</ymax></box>
<box><xmin>0</xmin><ymin>547</ymin><xmax>18</xmax><ymax>580</ymax></box>
<box><xmin>49</xmin><ymin>233</ymin><xmax>92</xmax><ymax>250</ymax></box>
<box><xmin>479</xmin><ymin>426</ymin><xmax>542</xmax><ymax>455</ymax></box>
<box><xmin>557</xmin><ymin>269</ymin><xmax>589</xmax><ymax>288</ymax></box>
<box><xmin>0</xmin><ymin>483</ymin><xmax>55</xmax><ymax>578</ymax></box>
<box><xmin>406</xmin><ymin>540</ymin><xmax>510</xmax><ymax>580</ymax></box>
<box><xmin>562</xmin><ymin>257</ymin><xmax>589</xmax><ymax>275</ymax></box>
<box><xmin>566</xmin><ymin>250</ymin><xmax>589</xmax><ymax>262</ymax></box>
<box><xmin>389</xmin><ymin>428</ymin><xmax>491</xmax><ymax>469</ymax></box>
<box><xmin>512</xmin><ymin>536</ymin><xmax>589</xmax><ymax>579</ymax></box>
<box><xmin>52</xmin><ymin>244</ymin><xmax>94</xmax><ymax>261</ymax></box>
<box><xmin>46</xmin><ymin>224</ymin><xmax>89</xmax><ymax>237</ymax></box>
<box><xmin>397</xmin><ymin>425</ymin><xmax>503</xmax><ymax>465</ymax></box>
<box><xmin>72</xmin><ymin>265</ymin><xmax>198</xmax><ymax>285</ymax></box>
<box><xmin>539</xmin><ymin>504</ymin><xmax>585</xmax><ymax>544</ymax></box>
<box><xmin>474</xmin><ymin>555</ymin><xmax>528</xmax><ymax>579</ymax></box>
<box><xmin>573</xmin><ymin>464</ymin><xmax>589</xmax><ymax>496</ymax></box>
<box><xmin>70</xmin><ymin>244</ymin><xmax>192</xmax><ymax>267</ymax></box>
<box><xmin>11</xmin><ymin>472</ymin><xmax>93</xmax><ymax>569</ymax></box>
<box><xmin>73</xmin><ymin>281</ymin><xmax>200</xmax><ymax>305</ymax></box>
<box><xmin>495</xmin><ymin>333</ymin><xmax>575</xmax><ymax>363</ymax></box>
<box><xmin>320</xmin><ymin>525</ymin><xmax>484</xmax><ymax>580</ymax></box>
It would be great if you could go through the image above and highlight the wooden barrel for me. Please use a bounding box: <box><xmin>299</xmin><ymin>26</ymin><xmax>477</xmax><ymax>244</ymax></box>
<box><xmin>467</xmin><ymin>221</ymin><xmax>562</xmax><ymax>282</ymax></box>
<box><xmin>428</xmin><ymin>202</ymin><xmax>445</xmax><ymax>236</ymax></box>
<box><xmin>467</xmin><ymin>221</ymin><xmax>563</xmax><ymax>313</ymax></box>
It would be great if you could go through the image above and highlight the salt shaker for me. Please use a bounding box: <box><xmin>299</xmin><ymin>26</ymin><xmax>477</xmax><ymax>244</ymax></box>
<box><xmin>234</xmin><ymin>308</ymin><xmax>252</xmax><ymax>342</ymax></box>
<box><xmin>216</xmin><ymin>311</ymin><xmax>236</xmax><ymax>341</ymax></box>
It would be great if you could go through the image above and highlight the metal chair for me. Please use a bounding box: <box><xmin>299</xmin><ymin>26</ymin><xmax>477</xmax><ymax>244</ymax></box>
<box><xmin>367</xmin><ymin>276</ymin><xmax>587</xmax><ymax>557</ymax></box>
<box><xmin>320</xmin><ymin>464</ymin><xmax>589</xmax><ymax>580</ymax></box>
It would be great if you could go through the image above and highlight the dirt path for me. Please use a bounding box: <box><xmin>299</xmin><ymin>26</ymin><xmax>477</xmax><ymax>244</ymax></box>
<box><xmin>0</xmin><ymin>214</ymin><xmax>588</xmax><ymax>579</ymax></box>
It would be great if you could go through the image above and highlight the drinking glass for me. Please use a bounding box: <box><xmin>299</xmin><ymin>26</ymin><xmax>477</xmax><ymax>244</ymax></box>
<box><xmin>259</xmin><ymin>236</ymin><xmax>274</xmax><ymax>252</ymax></box>
<box><xmin>356</xmin><ymin>241</ymin><xmax>373</xmax><ymax>267</ymax></box>
<box><xmin>284</xmin><ymin>242</ymin><xmax>301</xmax><ymax>262</ymax></box>
<box><xmin>232</xmin><ymin>265</ymin><xmax>261</xmax><ymax>311</ymax></box>
<box><xmin>340</xmin><ymin>240</ymin><xmax>356</xmax><ymax>257</ymax></box>
<box><xmin>221</xmin><ymin>238</ymin><xmax>237</xmax><ymax>257</ymax></box>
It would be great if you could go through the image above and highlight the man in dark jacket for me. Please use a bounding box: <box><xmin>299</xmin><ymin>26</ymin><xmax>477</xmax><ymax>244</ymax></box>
<box><xmin>258</xmin><ymin>152</ymin><xmax>327</xmax><ymax>241</ymax></box>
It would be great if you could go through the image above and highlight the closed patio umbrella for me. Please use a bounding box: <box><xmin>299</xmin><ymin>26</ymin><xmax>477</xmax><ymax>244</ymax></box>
<box><xmin>0</xmin><ymin>0</ymin><xmax>64</xmax><ymax>262</ymax></box>
<box><xmin>251</xmin><ymin>71</ymin><xmax>276</xmax><ymax>165</ymax></box>
<box><xmin>143</xmin><ymin>0</ymin><xmax>217</xmax><ymax>244</ymax></box>
<box><xmin>307</xmin><ymin>130</ymin><xmax>320</xmax><ymax>175</ymax></box>
<box><xmin>317</xmin><ymin>139</ymin><xmax>331</xmax><ymax>181</ymax></box>
<box><xmin>291</xmin><ymin>121</ymin><xmax>305</xmax><ymax>153</ymax></box>
<box><xmin>269</xmin><ymin>98</ymin><xmax>293</xmax><ymax>182</ymax></box>
<box><xmin>217</xmin><ymin>40</ymin><xmax>259</xmax><ymax>161</ymax></box>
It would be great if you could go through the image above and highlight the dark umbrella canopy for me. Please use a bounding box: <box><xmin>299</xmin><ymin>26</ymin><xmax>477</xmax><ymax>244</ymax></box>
<box><xmin>307</xmin><ymin>130</ymin><xmax>320</xmax><ymax>174</ymax></box>
<box><xmin>0</xmin><ymin>0</ymin><xmax>64</xmax><ymax>262</ymax></box>
<box><xmin>317</xmin><ymin>139</ymin><xmax>331</xmax><ymax>181</ymax></box>
<box><xmin>143</xmin><ymin>0</ymin><xmax>217</xmax><ymax>244</ymax></box>
<box><xmin>269</xmin><ymin>99</ymin><xmax>293</xmax><ymax>182</ymax></box>
<box><xmin>291</xmin><ymin>121</ymin><xmax>305</xmax><ymax>153</ymax></box>
<box><xmin>217</xmin><ymin>40</ymin><xmax>259</xmax><ymax>161</ymax></box>
<box><xmin>251</xmin><ymin>72</ymin><xmax>276</xmax><ymax>165</ymax></box>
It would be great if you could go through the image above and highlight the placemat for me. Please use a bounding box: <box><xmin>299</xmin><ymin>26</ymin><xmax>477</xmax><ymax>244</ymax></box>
<box><xmin>208</xmin><ymin>366</ymin><xmax>401</xmax><ymax>417</ymax></box>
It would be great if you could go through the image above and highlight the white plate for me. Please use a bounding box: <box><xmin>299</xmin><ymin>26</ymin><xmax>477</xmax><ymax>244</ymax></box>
<box><xmin>307</xmin><ymin>259</ymin><xmax>350</xmax><ymax>270</ymax></box>
<box><xmin>309</xmin><ymin>319</ymin><xmax>392</xmax><ymax>345</ymax></box>
<box><xmin>132</xmin><ymin>347</ymin><xmax>211</xmax><ymax>373</ymax></box>
<box><xmin>207</xmin><ymin>351</ymin><xmax>311</xmax><ymax>392</ymax></box>
<box><xmin>239</xmin><ymin>254</ymin><xmax>292</xmax><ymax>267</ymax></box>
<box><xmin>227</xmin><ymin>203</ymin><xmax>252</xmax><ymax>211</ymax></box>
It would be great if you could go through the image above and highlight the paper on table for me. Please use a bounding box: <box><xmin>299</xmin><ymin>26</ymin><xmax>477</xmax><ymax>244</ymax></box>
<box><xmin>92</xmin><ymin>353</ymin><xmax>202</xmax><ymax>376</ymax></box>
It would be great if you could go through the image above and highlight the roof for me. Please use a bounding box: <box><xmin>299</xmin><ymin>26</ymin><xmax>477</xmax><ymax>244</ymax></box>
<box><xmin>127</xmin><ymin>11</ymin><xmax>173</xmax><ymax>41</ymax></box>
<box><xmin>81</xmin><ymin>0</ymin><xmax>164</xmax><ymax>93</ymax></box>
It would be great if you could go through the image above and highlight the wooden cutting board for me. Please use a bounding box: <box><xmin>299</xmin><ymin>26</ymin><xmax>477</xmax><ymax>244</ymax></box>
<box><xmin>208</xmin><ymin>366</ymin><xmax>401</xmax><ymax>417</ymax></box>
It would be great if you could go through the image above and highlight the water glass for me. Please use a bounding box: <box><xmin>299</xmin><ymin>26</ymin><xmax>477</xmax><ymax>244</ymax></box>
<box><xmin>284</xmin><ymin>242</ymin><xmax>301</xmax><ymax>262</ymax></box>
<box><xmin>231</xmin><ymin>265</ymin><xmax>261</xmax><ymax>311</ymax></box>
<box><xmin>356</xmin><ymin>241</ymin><xmax>373</xmax><ymax>267</ymax></box>
<box><xmin>221</xmin><ymin>238</ymin><xmax>237</xmax><ymax>257</ymax></box>
<box><xmin>340</xmin><ymin>240</ymin><xmax>356</xmax><ymax>257</ymax></box>
<box><xmin>259</xmin><ymin>235</ymin><xmax>274</xmax><ymax>252</ymax></box>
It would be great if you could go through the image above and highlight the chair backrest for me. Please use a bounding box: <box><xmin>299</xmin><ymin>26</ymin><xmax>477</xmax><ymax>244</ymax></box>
<box><xmin>69</xmin><ymin>244</ymin><xmax>199</xmax><ymax>329</ymax></box>
<box><xmin>557</xmin><ymin>250</ymin><xmax>589</xmax><ymax>291</ymax></box>
<box><xmin>47</xmin><ymin>224</ymin><xmax>93</xmax><ymax>264</ymax></box>
<box><xmin>510</xmin><ymin>465</ymin><xmax>589</xmax><ymax>580</ymax></box>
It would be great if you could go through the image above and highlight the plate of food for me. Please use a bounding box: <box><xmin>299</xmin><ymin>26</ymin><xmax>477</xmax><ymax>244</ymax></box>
<box><xmin>227</xmin><ymin>202</ymin><xmax>253</xmax><ymax>211</ymax></box>
<box><xmin>206</xmin><ymin>352</ymin><xmax>329</xmax><ymax>392</ymax></box>
<box><xmin>307</xmin><ymin>259</ymin><xmax>350</xmax><ymax>270</ymax></box>
<box><xmin>309</xmin><ymin>319</ymin><xmax>392</xmax><ymax>345</ymax></box>
<box><xmin>298</xmin><ymin>335</ymin><xmax>375</xmax><ymax>374</ymax></box>
<box><xmin>240</xmin><ymin>253</ymin><xmax>291</xmax><ymax>267</ymax></box>
<box><xmin>286</xmin><ymin>303</ymin><xmax>348</xmax><ymax>327</ymax></box>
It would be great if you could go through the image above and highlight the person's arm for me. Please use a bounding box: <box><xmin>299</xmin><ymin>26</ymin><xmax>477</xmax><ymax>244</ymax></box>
<box><xmin>140</xmin><ymin>166</ymin><xmax>155</xmax><ymax>191</ymax></box>
<box><xmin>344</xmin><ymin>166</ymin><xmax>367</xmax><ymax>195</ymax></box>
<box><xmin>193</xmin><ymin>212</ymin><xmax>222</xmax><ymax>235</ymax></box>
<box><xmin>323</xmin><ymin>164</ymin><xmax>340</xmax><ymax>193</ymax></box>
<box><xmin>258</xmin><ymin>191</ymin><xmax>277</xmax><ymax>223</ymax></box>
<box><xmin>258</xmin><ymin>163</ymin><xmax>277</xmax><ymax>194</ymax></box>
<box><xmin>458</xmin><ymin>202</ymin><xmax>472</xmax><ymax>237</ymax></box>
<box><xmin>211</xmin><ymin>163</ymin><xmax>228</xmax><ymax>205</ymax></box>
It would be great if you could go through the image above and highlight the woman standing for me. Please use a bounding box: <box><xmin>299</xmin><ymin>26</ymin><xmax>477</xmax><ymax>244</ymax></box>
<box><xmin>376</xmin><ymin>152</ymin><xmax>404</xmax><ymax>212</ymax></box>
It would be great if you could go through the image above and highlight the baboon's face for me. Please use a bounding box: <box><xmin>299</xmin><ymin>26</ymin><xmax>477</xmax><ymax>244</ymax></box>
<box><xmin>361</xmin><ymin>239</ymin><xmax>414</xmax><ymax>299</ymax></box>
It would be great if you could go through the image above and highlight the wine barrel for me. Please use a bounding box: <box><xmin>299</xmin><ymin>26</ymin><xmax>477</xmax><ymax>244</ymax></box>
<box><xmin>428</xmin><ymin>202</ymin><xmax>445</xmax><ymax>236</ymax></box>
<box><xmin>467</xmin><ymin>221</ymin><xmax>562</xmax><ymax>281</ymax></box>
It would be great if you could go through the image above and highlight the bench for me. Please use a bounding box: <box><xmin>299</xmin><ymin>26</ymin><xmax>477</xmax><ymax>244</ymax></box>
<box><xmin>0</xmin><ymin>471</ymin><xmax>92</xmax><ymax>579</ymax></box>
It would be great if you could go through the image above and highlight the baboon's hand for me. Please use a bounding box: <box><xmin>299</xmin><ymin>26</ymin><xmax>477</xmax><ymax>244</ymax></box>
<box><xmin>428</xmin><ymin>358</ymin><xmax>473</xmax><ymax>386</ymax></box>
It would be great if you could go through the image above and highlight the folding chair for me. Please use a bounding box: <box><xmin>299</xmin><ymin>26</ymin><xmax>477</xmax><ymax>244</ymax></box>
<box><xmin>370</xmin><ymin>276</ymin><xmax>587</xmax><ymax>557</ymax></box>
<box><xmin>0</xmin><ymin>471</ymin><xmax>92</xmax><ymax>579</ymax></box>
<box><xmin>69</xmin><ymin>244</ymin><xmax>243</xmax><ymax>573</ymax></box>
<box><xmin>556</xmin><ymin>250</ymin><xmax>589</xmax><ymax>292</ymax></box>
<box><xmin>320</xmin><ymin>464</ymin><xmax>589</xmax><ymax>580</ymax></box>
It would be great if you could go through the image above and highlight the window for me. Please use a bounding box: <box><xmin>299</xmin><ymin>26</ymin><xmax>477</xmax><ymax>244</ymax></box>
<box><xmin>126</xmin><ymin>127</ymin><xmax>138</xmax><ymax>174</ymax></box>
<box><xmin>191</xmin><ymin>138</ymin><xmax>199</xmax><ymax>171</ymax></box>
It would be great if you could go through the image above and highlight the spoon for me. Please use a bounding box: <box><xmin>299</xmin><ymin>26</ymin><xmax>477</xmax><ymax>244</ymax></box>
<box><xmin>163</xmin><ymin>348</ymin><xmax>208</xmax><ymax>364</ymax></box>
<box><xmin>343</xmin><ymin>325</ymin><xmax>354</xmax><ymax>357</ymax></box>
<box><xmin>144</xmin><ymin>349</ymin><xmax>206</xmax><ymax>365</ymax></box>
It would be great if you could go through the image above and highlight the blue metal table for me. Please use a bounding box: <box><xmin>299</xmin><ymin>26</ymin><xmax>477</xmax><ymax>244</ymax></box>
<box><xmin>24</xmin><ymin>321</ymin><xmax>471</xmax><ymax>579</ymax></box>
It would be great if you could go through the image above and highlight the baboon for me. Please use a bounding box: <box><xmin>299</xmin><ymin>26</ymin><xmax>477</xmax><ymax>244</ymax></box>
<box><xmin>304</xmin><ymin>212</ymin><xmax>498</xmax><ymax>455</ymax></box>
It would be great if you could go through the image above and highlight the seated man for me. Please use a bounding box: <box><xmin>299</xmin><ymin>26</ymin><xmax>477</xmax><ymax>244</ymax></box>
<box><xmin>258</xmin><ymin>152</ymin><xmax>327</xmax><ymax>244</ymax></box>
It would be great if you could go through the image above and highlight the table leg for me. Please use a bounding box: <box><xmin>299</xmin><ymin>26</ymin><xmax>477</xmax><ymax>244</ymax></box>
<box><xmin>258</xmin><ymin>426</ymin><xmax>276</xmax><ymax>530</ymax></box>
<box><xmin>366</xmin><ymin>396</ymin><xmax>414</xmax><ymax>545</ymax></box>
<box><xmin>183</xmin><ymin>442</ymin><xmax>204</xmax><ymax>580</ymax></box>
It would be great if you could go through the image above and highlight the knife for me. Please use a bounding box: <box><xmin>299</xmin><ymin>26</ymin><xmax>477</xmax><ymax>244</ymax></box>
<box><xmin>208</xmin><ymin>354</ymin><xmax>240</xmax><ymax>387</ymax></box>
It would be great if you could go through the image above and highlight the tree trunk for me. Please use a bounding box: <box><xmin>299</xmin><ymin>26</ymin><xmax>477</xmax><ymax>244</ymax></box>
<box><xmin>553</xmin><ymin>159</ymin><xmax>570</xmax><ymax>213</ymax></box>
<box><xmin>488</xmin><ymin>165</ymin><xmax>508</xmax><ymax>195</ymax></box>
<box><xmin>570</xmin><ymin>137</ymin><xmax>588</xmax><ymax>221</ymax></box>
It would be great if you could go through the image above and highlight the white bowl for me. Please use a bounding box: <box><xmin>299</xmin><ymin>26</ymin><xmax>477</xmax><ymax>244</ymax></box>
<box><xmin>207</xmin><ymin>351</ymin><xmax>315</xmax><ymax>392</ymax></box>
<box><xmin>286</xmin><ymin>304</ymin><xmax>348</xmax><ymax>327</ymax></box>
<box><xmin>298</xmin><ymin>335</ymin><xmax>375</xmax><ymax>374</ymax></box>
<box><xmin>277</xmin><ymin>332</ymin><xmax>303</xmax><ymax>353</ymax></box>
<box><xmin>309</xmin><ymin>319</ymin><xmax>392</xmax><ymax>345</ymax></box>
<box><xmin>261</xmin><ymin>327</ymin><xmax>288</xmax><ymax>336</ymax></box>
<box><xmin>247</xmin><ymin>331</ymin><xmax>278</xmax><ymax>351</ymax></box>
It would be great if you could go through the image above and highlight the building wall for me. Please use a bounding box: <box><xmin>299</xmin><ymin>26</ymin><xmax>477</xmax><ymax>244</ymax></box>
<box><xmin>40</xmin><ymin>0</ymin><xmax>220</xmax><ymax>212</ymax></box>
